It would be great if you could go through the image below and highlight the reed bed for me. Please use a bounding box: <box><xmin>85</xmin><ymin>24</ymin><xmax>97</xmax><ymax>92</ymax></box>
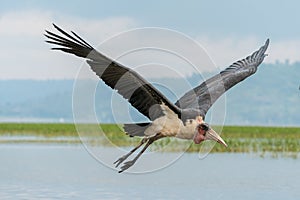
<box><xmin>0</xmin><ymin>123</ymin><xmax>299</xmax><ymax>156</ymax></box>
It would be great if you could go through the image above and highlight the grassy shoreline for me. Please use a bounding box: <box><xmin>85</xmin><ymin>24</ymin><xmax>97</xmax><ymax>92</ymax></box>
<box><xmin>0</xmin><ymin>123</ymin><xmax>299</xmax><ymax>156</ymax></box>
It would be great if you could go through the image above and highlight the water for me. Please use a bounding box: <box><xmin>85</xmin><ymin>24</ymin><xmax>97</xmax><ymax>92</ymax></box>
<box><xmin>0</xmin><ymin>144</ymin><xmax>299</xmax><ymax>200</ymax></box>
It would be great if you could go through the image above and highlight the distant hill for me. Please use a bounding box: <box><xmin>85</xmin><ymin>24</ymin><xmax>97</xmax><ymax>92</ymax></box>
<box><xmin>0</xmin><ymin>62</ymin><xmax>299</xmax><ymax>126</ymax></box>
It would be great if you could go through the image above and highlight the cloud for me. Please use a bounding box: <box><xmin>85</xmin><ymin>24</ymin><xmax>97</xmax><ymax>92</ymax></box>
<box><xmin>195</xmin><ymin>36</ymin><xmax>300</xmax><ymax>68</ymax></box>
<box><xmin>0</xmin><ymin>10</ymin><xmax>53</xmax><ymax>36</ymax></box>
<box><xmin>0</xmin><ymin>10</ymin><xmax>299</xmax><ymax>80</ymax></box>
<box><xmin>0</xmin><ymin>10</ymin><xmax>137</xmax><ymax>80</ymax></box>
<box><xmin>267</xmin><ymin>39</ymin><xmax>300</xmax><ymax>64</ymax></box>
<box><xmin>0</xmin><ymin>11</ymin><xmax>216</xmax><ymax>80</ymax></box>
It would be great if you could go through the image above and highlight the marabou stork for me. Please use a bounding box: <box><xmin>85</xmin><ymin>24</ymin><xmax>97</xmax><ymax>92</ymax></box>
<box><xmin>45</xmin><ymin>24</ymin><xmax>269</xmax><ymax>173</ymax></box>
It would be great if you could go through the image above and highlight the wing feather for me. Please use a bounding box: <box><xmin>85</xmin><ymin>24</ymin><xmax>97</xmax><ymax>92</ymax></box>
<box><xmin>45</xmin><ymin>24</ymin><xmax>181</xmax><ymax>121</ymax></box>
<box><xmin>175</xmin><ymin>39</ymin><xmax>269</xmax><ymax>115</ymax></box>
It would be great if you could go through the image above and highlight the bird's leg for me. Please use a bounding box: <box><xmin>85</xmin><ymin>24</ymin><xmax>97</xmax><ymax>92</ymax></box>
<box><xmin>114</xmin><ymin>137</ymin><xmax>149</xmax><ymax>168</ymax></box>
<box><xmin>119</xmin><ymin>133</ymin><xmax>165</xmax><ymax>173</ymax></box>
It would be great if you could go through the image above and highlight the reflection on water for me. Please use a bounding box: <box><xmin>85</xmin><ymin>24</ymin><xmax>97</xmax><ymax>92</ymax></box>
<box><xmin>0</xmin><ymin>136</ymin><xmax>80</xmax><ymax>143</ymax></box>
<box><xmin>0</xmin><ymin>144</ymin><xmax>299</xmax><ymax>200</ymax></box>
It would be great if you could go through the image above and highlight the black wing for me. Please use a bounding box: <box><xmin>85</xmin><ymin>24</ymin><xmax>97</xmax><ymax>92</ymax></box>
<box><xmin>45</xmin><ymin>24</ymin><xmax>181</xmax><ymax>121</ymax></box>
<box><xmin>175</xmin><ymin>39</ymin><xmax>269</xmax><ymax>116</ymax></box>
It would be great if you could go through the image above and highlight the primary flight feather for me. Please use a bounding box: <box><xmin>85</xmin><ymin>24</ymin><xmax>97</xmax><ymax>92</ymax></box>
<box><xmin>45</xmin><ymin>24</ymin><xmax>269</xmax><ymax>173</ymax></box>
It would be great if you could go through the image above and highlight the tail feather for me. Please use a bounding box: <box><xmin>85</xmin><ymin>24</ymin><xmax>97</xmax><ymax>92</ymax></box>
<box><xmin>123</xmin><ymin>123</ymin><xmax>151</xmax><ymax>137</ymax></box>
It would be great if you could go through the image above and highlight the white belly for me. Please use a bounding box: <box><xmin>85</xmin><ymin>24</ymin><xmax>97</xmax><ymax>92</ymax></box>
<box><xmin>144</xmin><ymin>105</ymin><xmax>198</xmax><ymax>140</ymax></box>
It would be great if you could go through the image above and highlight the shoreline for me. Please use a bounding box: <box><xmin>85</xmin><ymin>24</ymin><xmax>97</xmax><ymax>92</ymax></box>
<box><xmin>0</xmin><ymin>123</ymin><xmax>299</xmax><ymax>155</ymax></box>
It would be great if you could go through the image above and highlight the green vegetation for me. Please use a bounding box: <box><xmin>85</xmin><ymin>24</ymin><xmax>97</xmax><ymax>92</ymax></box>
<box><xmin>0</xmin><ymin>123</ymin><xmax>299</xmax><ymax>157</ymax></box>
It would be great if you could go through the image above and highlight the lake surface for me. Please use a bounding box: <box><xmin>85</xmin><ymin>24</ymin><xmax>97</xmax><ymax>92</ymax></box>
<box><xmin>0</xmin><ymin>144</ymin><xmax>299</xmax><ymax>200</ymax></box>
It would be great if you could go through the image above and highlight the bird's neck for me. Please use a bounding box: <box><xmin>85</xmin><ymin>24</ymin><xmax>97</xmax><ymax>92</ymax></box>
<box><xmin>175</xmin><ymin>119</ymin><xmax>198</xmax><ymax>139</ymax></box>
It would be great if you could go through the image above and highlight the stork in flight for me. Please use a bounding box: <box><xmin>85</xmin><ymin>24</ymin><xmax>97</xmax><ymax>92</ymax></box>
<box><xmin>45</xmin><ymin>24</ymin><xmax>269</xmax><ymax>173</ymax></box>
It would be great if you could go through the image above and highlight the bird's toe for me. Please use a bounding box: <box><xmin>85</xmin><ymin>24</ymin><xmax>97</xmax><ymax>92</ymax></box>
<box><xmin>119</xmin><ymin>160</ymin><xmax>136</xmax><ymax>173</ymax></box>
<box><xmin>114</xmin><ymin>154</ymin><xmax>131</xmax><ymax>167</ymax></box>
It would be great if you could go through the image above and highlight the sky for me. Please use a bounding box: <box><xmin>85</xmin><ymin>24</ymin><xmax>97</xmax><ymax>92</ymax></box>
<box><xmin>0</xmin><ymin>0</ymin><xmax>299</xmax><ymax>79</ymax></box>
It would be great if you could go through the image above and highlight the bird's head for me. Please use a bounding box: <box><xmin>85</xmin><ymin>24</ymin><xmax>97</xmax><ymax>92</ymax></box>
<box><xmin>193</xmin><ymin>122</ymin><xmax>227</xmax><ymax>147</ymax></box>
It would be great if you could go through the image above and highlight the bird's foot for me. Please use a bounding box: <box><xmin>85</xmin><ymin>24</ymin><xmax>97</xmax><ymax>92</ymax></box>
<box><xmin>114</xmin><ymin>137</ymin><xmax>149</xmax><ymax>168</ymax></box>
<box><xmin>118</xmin><ymin>159</ymin><xmax>137</xmax><ymax>173</ymax></box>
<box><xmin>113</xmin><ymin>154</ymin><xmax>130</xmax><ymax>168</ymax></box>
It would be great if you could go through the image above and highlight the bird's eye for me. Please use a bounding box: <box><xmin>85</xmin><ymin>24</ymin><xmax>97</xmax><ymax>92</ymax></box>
<box><xmin>199</xmin><ymin>124</ymin><xmax>209</xmax><ymax>131</ymax></box>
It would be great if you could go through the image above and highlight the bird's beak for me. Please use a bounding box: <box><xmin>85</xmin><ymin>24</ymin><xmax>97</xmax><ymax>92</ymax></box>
<box><xmin>205</xmin><ymin>128</ymin><xmax>227</xmax><ymax>147</ymax></box>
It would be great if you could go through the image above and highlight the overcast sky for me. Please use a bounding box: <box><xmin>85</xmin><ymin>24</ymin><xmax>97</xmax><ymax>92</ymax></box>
<box><xmin>0</xmin><ymin>0</ymin><xmax>299</xmax><ymax>79</ymax></box>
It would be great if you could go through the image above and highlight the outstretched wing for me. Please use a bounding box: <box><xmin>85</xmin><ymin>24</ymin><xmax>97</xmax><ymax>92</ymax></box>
<box><xmin>45</xmin><ymin>24</ymin><xmax>181</xmax><ymax>121</ymax></box>
<box><xmin>175</xmin><ymin>39</ymin><xmax>269</xmax><ymax>116</ymax></box>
